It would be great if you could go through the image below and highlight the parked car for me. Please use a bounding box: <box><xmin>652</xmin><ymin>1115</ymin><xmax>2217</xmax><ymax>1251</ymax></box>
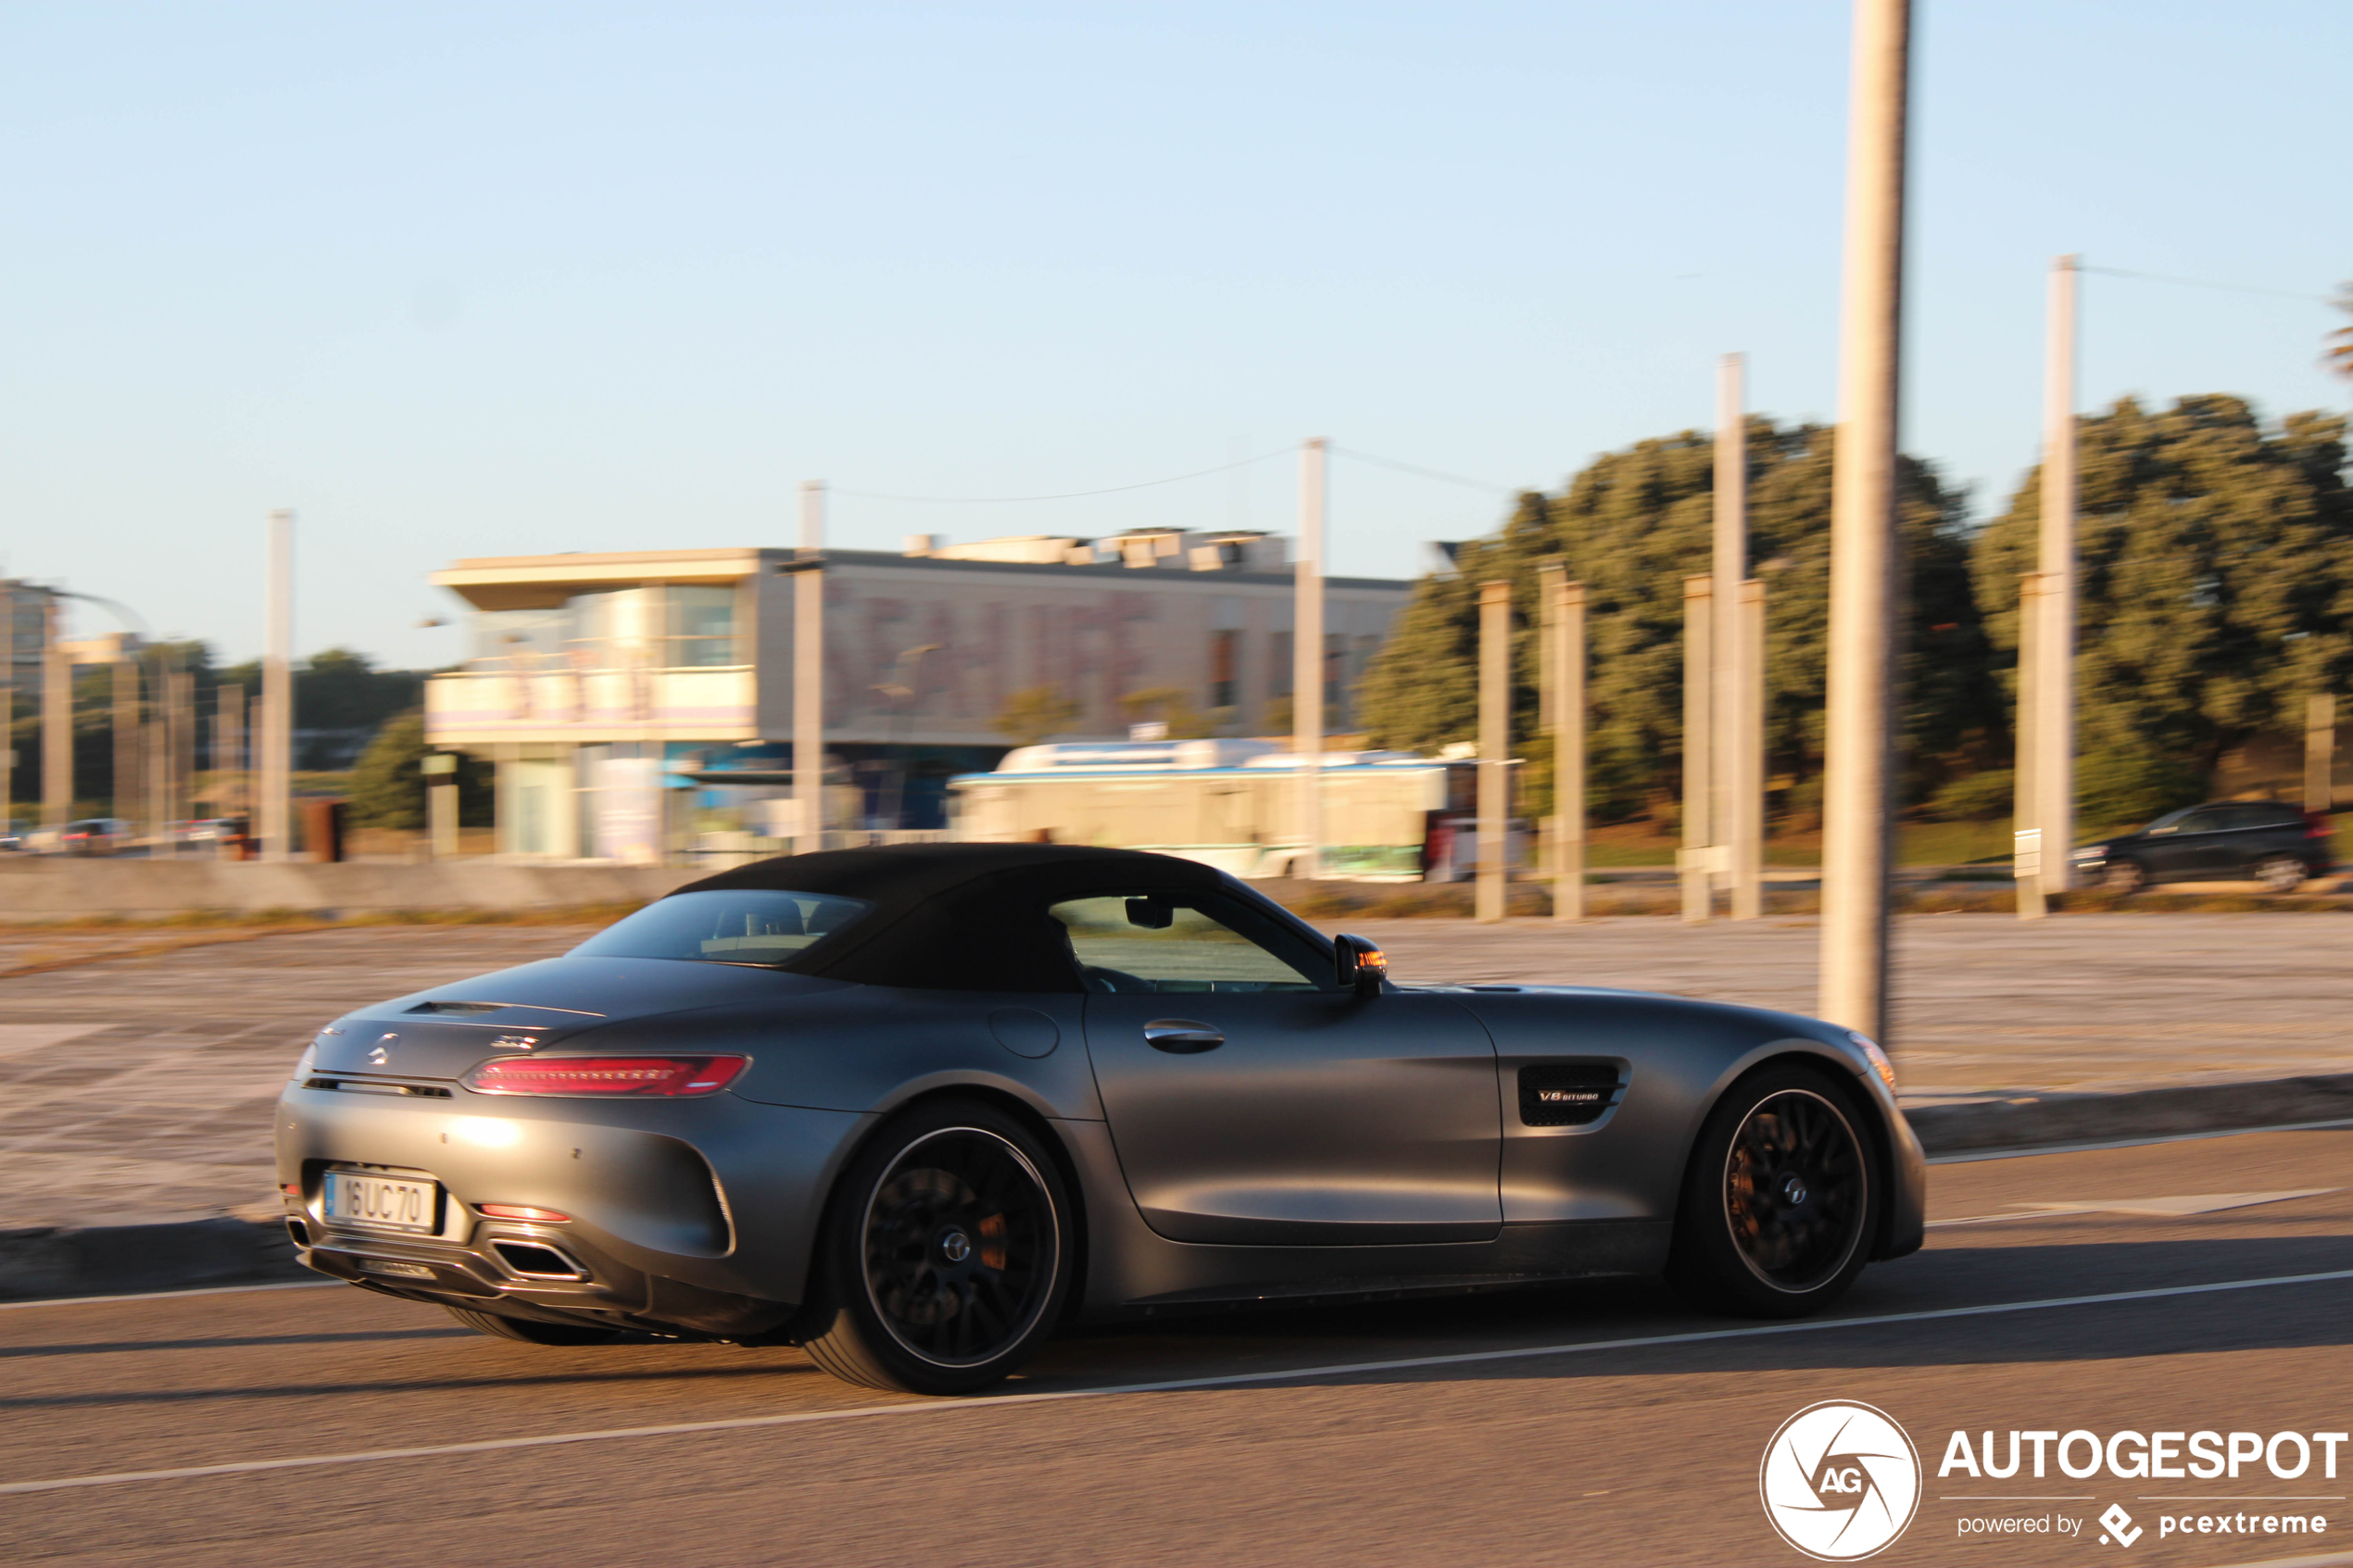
<box><xmin>278</xmin><ymin>843</ymin><xmax>1926</xmax><ymax>1396</ymax></box>
<box><xmin>0</xmin><ymin>820</ymin><xmax>26</xmax><ymax>852</ymax></box>
<box><xmin>57</xmin><ymin>818</ymin><xmax>132</xmax><ymax>856</ymax></box>
<box><xmin>2070</xmin><ymin>800</ymin><xmax>2333</xmax><ymax>893</ymax></box>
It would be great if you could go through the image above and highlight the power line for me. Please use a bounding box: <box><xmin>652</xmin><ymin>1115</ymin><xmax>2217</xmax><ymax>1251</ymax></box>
<box><xmin>835</xmin><ymin>448</ymin><xmax>1291</xmax><ymax>505</ymax></box>
<box><xmin>2079</xmin><ymin>265</ymin><xmax>2330</xmax><ymax>306</ymax></box>
<box><xmin>1330</xmin><ymin>446</ymin><xmax>1521</xmax><ymax>495</ymax></box>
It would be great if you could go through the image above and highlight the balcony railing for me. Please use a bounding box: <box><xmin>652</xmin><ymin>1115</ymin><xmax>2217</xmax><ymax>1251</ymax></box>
<box><xmin>425</xmin><ymin>665</ymin><xmax>756</xmax><ymax>740</ymax></box>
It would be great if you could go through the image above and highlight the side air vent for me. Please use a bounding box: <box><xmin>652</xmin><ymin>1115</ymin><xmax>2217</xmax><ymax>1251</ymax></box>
<box><xmin>407</xmin><ymin>1001</ymin><xmax>505</xmax><ymax>1016</ymax></box>
<box><xmin>1518</xmin><ymin>1062</ymin><xmax>1624</xmax><ymax>1127</ymax></box>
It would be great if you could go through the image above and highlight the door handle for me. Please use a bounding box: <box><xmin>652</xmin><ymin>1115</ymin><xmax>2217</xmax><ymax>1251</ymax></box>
<box><xmin>1143</xmin><ymin>1019</ymin><xmax>1225</xmax><ymax>1053</ymax></box>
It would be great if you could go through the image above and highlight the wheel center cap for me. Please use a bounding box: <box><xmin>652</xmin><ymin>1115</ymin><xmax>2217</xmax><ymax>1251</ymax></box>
<box><xmin>938</xmin><ymin>1229</ymin><xmax>972</xmax><ymax>1264</ymax></box>
<box><xmin>1780</xmin><ymin>1173</ymin><xmax>1808</xmax><ymax>1207</ymax></box>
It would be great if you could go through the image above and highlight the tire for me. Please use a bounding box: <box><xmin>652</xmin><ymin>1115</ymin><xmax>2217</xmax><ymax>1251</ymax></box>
<box><xmin>1667</xmin><ymin>1064</ymin><xmax>1878</xmax><ymax>1319</ymax></box>
<box><xmin>443</xmin><ymin>1304</ymin><xmax>632</xmax><ymax>1346</ymax></box>
<box><xmin>2102</xmin><ymin>860</ymin><xmax>2148</xmax><ymax>895</ymax></box>
<box><xmin>798</xmin><ymin>1099</ymin><xmax>1075</xmax><ymax>1396</ymax></box>
<box><xmin>2253</xmin><ymin>855</ymin><xmax>2306</xmax><ymax>894</ymax></box>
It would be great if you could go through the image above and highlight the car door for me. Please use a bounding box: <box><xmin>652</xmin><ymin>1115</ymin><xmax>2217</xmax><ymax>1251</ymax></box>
<box><xmin>2142</xmin><ymin>806</ymin><xmax>2225</xmax><ymax>881</ymax></box>
<box><xmin>1061</xmin><ymin>890</ymin><xmax>1502</xmax><ymax>1247</ymax></box>
<box><xmin>2218</xmin><ymin>803</ymin><xmax>2298</xmax><ymax>875</ymax></box>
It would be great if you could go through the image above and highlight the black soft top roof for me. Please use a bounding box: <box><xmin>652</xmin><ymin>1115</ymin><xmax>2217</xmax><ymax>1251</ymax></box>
<box><xmin>670</xmin><ymin>844</ymin><xmax>1241</xmax><ymax>992</ymax></box>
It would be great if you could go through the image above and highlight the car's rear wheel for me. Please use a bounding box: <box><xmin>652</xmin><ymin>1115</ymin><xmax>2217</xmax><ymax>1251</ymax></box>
<box><xmin>799</xmin><ymin>1099</ymin><xmax>1074</xmax><ymax>1396</ymax></box>
<box><xmin>1667</xmin><ymin>1064</ymin><xmax>1876</xmax><ymax>1318</ymax></box>
<box><xmin>2253</xmin><ymin>854</ymin><xmax>2307</xmax><ymax>894</ymax></box>
<box><xmin>443</xmin><ymin>1304</ymin><xmax>631</xmax><ymax>1346</ymax></box>
<box><xmin>2102</xmin><ymin>860</ymin><xmax>2148</xmax><ymax>894</ymax></box>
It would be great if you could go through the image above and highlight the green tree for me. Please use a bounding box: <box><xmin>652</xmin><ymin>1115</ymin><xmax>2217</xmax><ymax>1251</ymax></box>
<box><xmin>1117</xmin><ymin>685</ymin><xmax>1213</xmax><ymax>738</ymax></box>
<box><xmin>1969</xmin><ymin>395</ymin><xmax>2353</xmax><ymax>827</ymax></box>
<box><xmin>991</xmin><ymin>684</ymin><xmax>1083</xmax><ymax>746</ymax></box>
<box><xmin>345</xmin><ymin>709</ymin><xmax>493</xmax><ymax>830</ymax></box>
<box><xmin>1358</xmin><ymin>420</ymin><xmax>1989</xmax><ymax>823</ymax></box>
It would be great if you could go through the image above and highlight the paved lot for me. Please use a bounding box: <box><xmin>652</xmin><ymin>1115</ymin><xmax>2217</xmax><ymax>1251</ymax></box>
<box><xmin>1</xmin><ymin>914</ymin><xmax>2347</xmax><ymax>1228</ymax></box>
<box><xmin>2</xmin><ymin>1127</ymin><xmax>2347</xmax><ymax>1566</ymax></box>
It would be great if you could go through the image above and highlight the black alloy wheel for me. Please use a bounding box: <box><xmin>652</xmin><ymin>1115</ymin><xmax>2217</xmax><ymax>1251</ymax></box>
<box><xmin>799</xmin><ymin>1100</ymin><xmax>1074</xmax><ymax>1395</ymax></box>
<box><xmin>2253</xmin><ymin>854</ymin><xmax>2307</xmax><ymax>894</ymax></box>
<box><xmin>2102</xmin><ymin>859</ymin><xmax>2149</xmax><ymax>894</ymax></box>
<box><xmin>1667</xmin><ymin>1065</ymin><xmax>1876</xmax><ymax>1318</ymax></box>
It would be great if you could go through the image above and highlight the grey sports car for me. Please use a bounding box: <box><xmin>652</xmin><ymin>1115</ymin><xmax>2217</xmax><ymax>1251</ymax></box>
<box><xmin>277</xmin><ymin>844</ymin><xmax>1925</xmax><ymax>1395</ymax></box>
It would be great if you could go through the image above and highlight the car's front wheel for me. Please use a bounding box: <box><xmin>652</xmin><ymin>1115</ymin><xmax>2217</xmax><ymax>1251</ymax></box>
<box><xmin>798</xmin><ymin>1099</ymin><xmax>1075</xmax><ymax>1395</ymax></box>
<box><xmin>1667</xmin><ymin>1065</ymin><xmax>1877</xmax><ymax>1318</ymax></box>
<box><xmin>2253</xmin><ymin>854</ymin><xmax>2307</xmax><ymax>894</ymax></box>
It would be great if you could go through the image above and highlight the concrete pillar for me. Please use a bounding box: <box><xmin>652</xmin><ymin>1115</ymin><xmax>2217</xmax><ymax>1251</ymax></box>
<box><xmin>1713</xmin><ymin>353</ymin><xmax>1750</xmax><ymax>909</ymax></box>
<box><xmin>1476</xmin><ymin>579</ymin><xmax>1511</xmax><ymax>922</ymax></box>
<box><xmin>2306</xmin><ymin>694</ymin><xmax>2335</xmax><ymax>814</ymax></box>
<box><xmin>1818</xmin><ymin>0</ymin><xmax>1913</xmax><ymax>1040</ymax></box>
<box><xmin>2014</xmin><ymin>572</ymin><xmax>2046</xmax><ymax>920</ymax></box>
<box><xmin>796</xmin><ymin>481</ymin><xmax>826</xmax><ymax>855</ymax></box>
<box><xmin>2037</xmin><ymin>256</ymin><xmax>2080</xmax><ymax>897</ymax></box>
<box><xmin>1551</xmin><ymin>574</ymin><xmax>1585</xmax><ymax>922</ymax></box>
<box><xmin>1681</xmin><ymin>574</ymin><xmax>1714</xmax><ymax>922</ymax></box>
<box><xmin>259</xmin><ymin>510</ymin><xmax>295</xmax><ymax>861</ymax></box>
<box><xmin>41</xmin><ymin>594</ymin><xmax>69</xmax><ymax>827</ymax></box>
<box><xmin>1294</xmin><ymin>440</ymin><xmax>1327</xmax><ymax>880</ymax></box>
<box><xmin>1731</xmin><ymin>579</ymin><xmax>1768</xmax><ymax>920</ymax></box>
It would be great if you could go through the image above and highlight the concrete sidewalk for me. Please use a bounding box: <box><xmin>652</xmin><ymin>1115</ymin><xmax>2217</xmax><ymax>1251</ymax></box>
<box><xmin>1</xmin><ymin>914</ymin><xmax>2347</xmax><ymax>1296</ymax></box>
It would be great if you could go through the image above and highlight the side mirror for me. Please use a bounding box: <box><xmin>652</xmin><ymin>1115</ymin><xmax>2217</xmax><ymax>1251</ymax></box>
<box><xmin>1335</xmin><ymin>934</ymin><xmax>1387</xmax><ymax>997</ymax></box>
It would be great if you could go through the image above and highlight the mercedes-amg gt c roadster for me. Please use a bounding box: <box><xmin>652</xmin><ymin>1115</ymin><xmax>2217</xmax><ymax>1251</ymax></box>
<box><xmin>278</xmin><ymin>844</ymin><xmax>1924</xmax><ymax>1394</ymax></box>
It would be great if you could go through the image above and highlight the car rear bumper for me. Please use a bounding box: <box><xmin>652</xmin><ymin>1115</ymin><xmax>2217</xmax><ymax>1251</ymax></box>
<box><xmin>275</xmin><ymin>1080</ymin><xmax>870</xmax><ymax>1336</ymax></box>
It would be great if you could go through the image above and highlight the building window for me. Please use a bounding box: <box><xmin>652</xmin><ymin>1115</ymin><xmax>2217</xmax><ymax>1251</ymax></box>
<box><xmin>1270</xmin><ymin>632</ymin><xmax>1293</xmax><ymax>696</ymax></box>
<box><xmin>1209</xmin><ymin>629</ymin><xmax>1239</xmax><ymax>710</ymax></box>
<box><xmin>671</xmin><ymin>586</ymin><xmax>738</xmax><ymax>667</ymax></box>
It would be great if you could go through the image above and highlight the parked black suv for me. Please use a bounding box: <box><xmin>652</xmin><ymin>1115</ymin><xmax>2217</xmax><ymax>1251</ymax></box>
<box><xmin>2070</xmin><ymin>800</ymin><xmax>2334</xmax><ymax>893</ymax></box>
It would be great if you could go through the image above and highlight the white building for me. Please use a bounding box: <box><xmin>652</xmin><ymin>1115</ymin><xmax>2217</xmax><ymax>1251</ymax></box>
<box><xmin>422</xmin><ymin>531</ymin><xmax>1412</xmax><ymax>859</ymax></box>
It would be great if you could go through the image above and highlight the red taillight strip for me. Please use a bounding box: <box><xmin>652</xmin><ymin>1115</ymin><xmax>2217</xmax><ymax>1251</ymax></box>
<box><xmin>460</xmin><ymin>1055</ymin><xmax>748</xmax><ymax>1098</ymax></box>
<box><xmin>478</xmin><ymin>1204</ymin><xmax>571</xmax><ymax>1222</ymax></box>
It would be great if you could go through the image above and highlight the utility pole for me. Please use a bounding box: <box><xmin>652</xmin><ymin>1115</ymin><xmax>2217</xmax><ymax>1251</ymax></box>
<box><xmin>1732</xmin><ymin>579</ymin><xmax>1768</xmax><ymax>919</ymax></box>
<box><xmin>2014</xmin><ymin>573</ymin><xmax>2046</xmax><ymax>920</ymax></box>
<box><xmin>1293</xmin><ymin>438</ymin><xmax>1327</xmax><ymax>881</ymax></box>
<box><xmin>2036</xmin><ymin>255</ymin><xmax>2080</xmax><ymax>898</ymax></box>
<box><xmin>0</xmin><ymin>583</ymin><xmax>12</xmax><ymax>833</ymax></box>
<box><xmin>2306</xmin><ymin>694</ymin><xmax>2335</xmax><ymax>814</ymax></box>
<box><xmin>796</xmin><ymin>481</ymin><xmax>826</xmax><ymax>855</ymax></box>
<box><xmin>260</xmin><ymin>509</ymin><xmax>295</xmax><ymax>862</ymax></box>
<box><xmin>1818</xmin><ymin>0</ymin><xmax>1912</xmax><ymax>1041</ymax></box>
<box><xmin>1476</xmin><ymin>579</ymin><xmax>1511</xmax><ymax>922</ymax></box>
<box><xmin>1680</xmin><ymin>575</ymin><xmax>1714</xmax><ymax>922</ymax></box>
<box><xmin>1548</xmin><ymin>570</ymin><xmax>1585</xmax><ymax>922</ymax></box>
<box><xmin>41</xmin><ymin>591</ymin><xmax>69</xmax><ymax>828</ymax></box>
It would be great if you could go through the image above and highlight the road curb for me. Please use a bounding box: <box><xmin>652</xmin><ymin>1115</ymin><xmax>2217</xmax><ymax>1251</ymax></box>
<box><xmin>0</xmin><ymin>1217</ymin><xmax>307</xmax><ymax>1302</ymax></box>
<box><xmin>6</xmin><ymin>1076</ymin><xmax>2352</xmax><ymax>1301</ymax></box>
<box><xmin>1906</xmin><ymin>1072</ymin><xmax>2353</xmax><ymax>1157</ymax></box>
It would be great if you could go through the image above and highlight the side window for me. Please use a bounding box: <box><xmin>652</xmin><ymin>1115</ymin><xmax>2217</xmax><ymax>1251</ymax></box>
<box><xmin>2174</xmin><ymin>808</ymin><xmax>2229</xmax><ymax>834</ymax></box>
<box><xmin>1050</xmin><ymin>894</ymin><xmax>1327</xmax><ymax>994</ymax></box>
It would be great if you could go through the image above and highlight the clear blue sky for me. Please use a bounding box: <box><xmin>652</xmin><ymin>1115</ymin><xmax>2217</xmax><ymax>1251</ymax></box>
<box><xmin>2</xmin><ymin>1</ymin><xmax>2345</xmax><ymax>668</ymax></box>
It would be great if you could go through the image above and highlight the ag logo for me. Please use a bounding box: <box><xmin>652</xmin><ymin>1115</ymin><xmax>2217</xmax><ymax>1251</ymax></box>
<box><xmin>1759</xmin><ymin>1400</ymin><xmax>1922</xmax><ymax>1561</ymax></box>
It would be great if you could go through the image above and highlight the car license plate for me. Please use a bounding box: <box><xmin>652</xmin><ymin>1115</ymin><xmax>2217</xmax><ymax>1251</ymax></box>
<box><xmin>321</xmin><ymin>1171</ymin><xmax>439</xmax><ymax>1234</ymax></box>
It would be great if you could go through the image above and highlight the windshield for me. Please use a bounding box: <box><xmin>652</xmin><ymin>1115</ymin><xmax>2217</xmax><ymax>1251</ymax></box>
<box><xmin>571</xmin><ymin>889</ymin><xmax>872</xmax><ymax>966</ymax></box>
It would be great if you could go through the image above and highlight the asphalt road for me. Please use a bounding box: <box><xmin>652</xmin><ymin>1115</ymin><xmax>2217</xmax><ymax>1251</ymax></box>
<box><xmin>3</xmin><ymin>1126</ymin><xmax>2349</xmax><ymax>1567</ymax></box>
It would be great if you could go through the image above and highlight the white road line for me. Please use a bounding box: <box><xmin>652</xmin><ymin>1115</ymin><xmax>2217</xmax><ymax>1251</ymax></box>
<box><xmin>1926</xmin><ymin>1118</ymin><xmax>2353</xmax><ymax>1165</ymax></box>
<box><xmin>0</xmin><ymin>1279</ymin><xmax>340</xmax><ymax>1312</ymax></box>
<box><xmin>5</xmin><ymin>1266</ymin><xmax>2350</xmax><ymax>1498</ymax></box>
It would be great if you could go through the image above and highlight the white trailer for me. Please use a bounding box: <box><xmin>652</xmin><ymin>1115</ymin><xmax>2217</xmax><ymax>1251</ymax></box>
<box><xmin>949</xmin><ymin>740</ymin><xmax>1491</xmax><ymax>881</ymax></box>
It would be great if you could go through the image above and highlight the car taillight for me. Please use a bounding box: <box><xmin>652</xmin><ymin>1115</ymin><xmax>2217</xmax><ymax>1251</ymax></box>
<box><xmin>477</xmin><ymin>1203</ymin><xmax>572</xmax><ymax>1222</ymax></box>
<box><xmin>461</xmin><ymin>1055</ymin><xmax>749</xmax><ymax>1098</ymax></box>
<box><xmin>2304</xmin><ymin>811</ymin><xmax>2332</xmax><ymax>839</ymax></box>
